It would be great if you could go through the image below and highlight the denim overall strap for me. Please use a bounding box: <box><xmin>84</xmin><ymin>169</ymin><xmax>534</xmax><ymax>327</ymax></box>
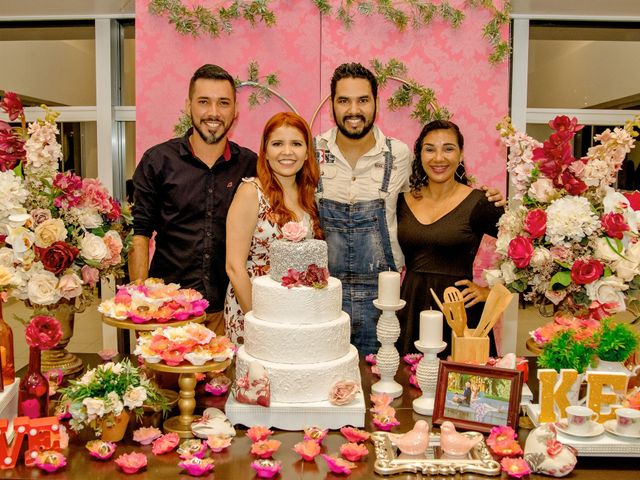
<box><xmin>313</xmin><ymin>138</ymin><xmax>324</xmax><ymax>194</ymax></box>
<box><xmin>380</xmin><ymin>137</ymin><xmax>393</xmax><ymax>194</ymax></box>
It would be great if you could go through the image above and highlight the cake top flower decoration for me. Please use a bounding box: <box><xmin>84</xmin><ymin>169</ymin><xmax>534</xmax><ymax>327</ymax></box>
<box><xmin>282</xmin><ymin>221</ymin><xmax>308</xmax><ymax>242</ymax></box>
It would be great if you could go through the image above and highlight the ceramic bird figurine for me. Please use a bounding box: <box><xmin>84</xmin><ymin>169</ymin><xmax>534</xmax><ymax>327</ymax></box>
<box><xmin>439</xmin><ymin>421</ymin><xmax>483</xmax><ymax>456</ymax></box>
<box><xmin>389</xmin><ymin>420</ymin><xmax>430</xmax><ymax>455</ymax></box>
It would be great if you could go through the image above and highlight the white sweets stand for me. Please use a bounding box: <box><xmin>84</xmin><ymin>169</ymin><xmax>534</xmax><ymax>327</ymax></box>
<box><xmin>371</xmin><ymin>298</ymin><xmax>406</xmax><ymax>398</ymax></box>
<box><xmin>413</xmin><ymin>340</ymin><xmax>447</xmax><ymax>415</ymax></box>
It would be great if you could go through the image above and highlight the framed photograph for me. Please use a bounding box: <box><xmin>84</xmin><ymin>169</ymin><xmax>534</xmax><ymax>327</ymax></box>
<box><xmin>432</xmin><ymin>361</ymin><xmax>523</xmax><ymax>433</ymax></box>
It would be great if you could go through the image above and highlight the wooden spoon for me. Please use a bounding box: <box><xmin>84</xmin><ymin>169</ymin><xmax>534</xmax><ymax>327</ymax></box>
<box><xmin>443</xmin><ymin>286</ymin><xmax>468</xmax><ymax>336</ymax></box>
<box><xmin>430</xmin><ymin>288</ymin><xmax>458</xmax><ymax>334</ymax></box>
<box><xmin>473</xmin><ymin>284</ymin><xmax>514</xmax><ymax>337</ymax></box>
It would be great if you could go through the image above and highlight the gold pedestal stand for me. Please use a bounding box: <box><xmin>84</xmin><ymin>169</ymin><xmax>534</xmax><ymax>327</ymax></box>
<box><xmin>146</xmin><ymin>359</ymin><xmax>231</xmax><ymax>438</ymax></box>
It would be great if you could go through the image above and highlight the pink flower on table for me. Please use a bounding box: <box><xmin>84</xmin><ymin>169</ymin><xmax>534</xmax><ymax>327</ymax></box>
<box><xmin>340</xmin><ymin>442</ymin><xmax>369</xmax><ymax>462</ymax></box>
<box><xmin>34</xmin><ymin>450</ymin><xmax>66</xmax><ymax>473</ymax></box>
<box><xmin>85</xmin><ymin>440</ymin><xmax>116</xmax><ymax>460</ymax></box>
<box><xmin>293</xmin><ymin>439</ymin><xmax>321</xmax><ymax>461</ymax></box>
<box><xmin>487</xmin><ymin>426</ymin><xmax>517</xmax><ymax>449</ymax></box>
<box><xmin>132</xmin><ymin>426</ymin><xmax>162</xmax><ymax>445</ymax></box>
<box><xmin>250</xmin><ymin>439</ymin><xmax>281</xmax><ymax>459</ymax></box>
<box><xmin>178</xmin><ymin>456</ymin><xmax>215</xmax><ymax>477</ymax></box>
<box><xmin>371</xmin><ymin>365</ymin><xmax>381</xmax><ymax>377</ymax></box>
<box><xmin>206</xmin><ymin>435</ymin><xmax>232</xmax><ymax>452</ymax></box>
<box><xmin>372</xmin><ymin>414</ymin><xmax>400</xmax><ymax>431</ymax></box>
<box><xmin>340</xmin><ymin>426</ymin><xmax>370</xmax><ymax>444</ymax></box>
<box><xmin>409</xmin><ymin>374</ymin><xmax>421</xmax><ymax>390</ymax></box>
<box><xmin>303</xmin><ymin>425</ymin><xmax>328</xmax><ymax>444</ymax></box>
<box><xmin>115</xmin><ymin>452</ymin><xmax>147</xmax><ymax>474</ymax></box>
<box><xmin>501</xmin><ymin>457</ymin><xmax>531</xmax><ymax>478</ymax></box>
<box><xmin>492</xmin><ymin>440</ymin><xmax>523</xmax><ymax>457</ymax></box>
<box><xmin>370</xmin><ymin>393</ymin><xmax>393</xmax><ymax>408</ymax></box>
<box><xmin>403</xmin><ymin>353</ymin><xmax>423</xmax><ymax>365</ymax></box>
<box><xmin>322</xmin><ymin>454</ymin><xmax>357</xmax><ymax>475</ymax></box>
<box><xmin>151</xmin><ymin>432</ymin><xmax>180</xmax><ymax>455</ymax></box>
<box><xmin>365</xmin><ymin>353</ymin><xmax>377</xmax><ymax>365</ymax></box>
<box><xmin>250</xmin><ymin>459</ymin><xmax>282</xmax><ymax>478</ymax></box>
<box><xmin>247</xmin><ymin>425</ymin><xmax>274</xmax><ymax>443</ymax></box>
<box><xmin>177</xmin><ymin>439</ymin><xmax>207</xmax><ymax>459</ymax></box>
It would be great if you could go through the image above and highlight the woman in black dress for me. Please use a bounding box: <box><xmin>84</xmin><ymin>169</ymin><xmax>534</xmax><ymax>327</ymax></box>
<box><xmin>397</xmin><ymin>120</ymin><xmax>504</xmax><ymax>357</ymax></box>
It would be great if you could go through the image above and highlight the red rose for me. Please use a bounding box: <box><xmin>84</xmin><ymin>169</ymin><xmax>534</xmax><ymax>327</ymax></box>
<box><xmin>0</xmin><ymin>91</ymin><xmax>24</xmax><ymax>121</ymax></box>
<box><xmin>25</xmin><ymin>315</ymin><xmax>63</xmax><ymax>350</ymax></box>
<box><xmin>508</xmin><ymin>236</ymin><xmax>534</xmax><ymax>269</ymax></box>
<box><xmin>601</xmin><ymin>212</ymin><xmax>630</xmax><ymax>240</ymax></box>
<box><xmin>624</xmin><ymin>191</ymin><xmax>640</xmax><ymax>211</ymax></box>
<box><xmin>40</xmin><ymin>241</ymin><xmax>79</xmax><ymax>275</ymax></box>
<box><xmin>524</xmin><ymin>209</ymin><xmax>547</xmax><ymax>239</ymax></box>
<box><xmin>561</xmin><ymin>170</ymin><xmax>587</xmax><ymax>195</ymax></box>
<box><xmin>570</xmin><ymin>259</ymin><xmax>604</xmax><ymax>285</ymax></box>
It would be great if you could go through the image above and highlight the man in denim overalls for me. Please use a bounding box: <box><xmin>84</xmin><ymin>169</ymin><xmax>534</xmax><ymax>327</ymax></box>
<box><xmin>315</xmin><ymin>63</ymin><xmax>412</xmax><ymax>355</ymax></box>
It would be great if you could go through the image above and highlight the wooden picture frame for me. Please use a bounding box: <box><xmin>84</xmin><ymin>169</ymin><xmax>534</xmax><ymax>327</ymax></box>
<box><xmin>432</xmin><ymin>361</ymin><xmax>523</xmax><ymax>433</ymax></box>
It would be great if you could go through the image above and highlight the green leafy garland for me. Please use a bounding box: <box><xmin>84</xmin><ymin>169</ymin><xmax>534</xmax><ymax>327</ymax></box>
<box><xmin>149</xmin><ymin>0</ymin><xmax>512</xmax><ymax>64</ymax></box>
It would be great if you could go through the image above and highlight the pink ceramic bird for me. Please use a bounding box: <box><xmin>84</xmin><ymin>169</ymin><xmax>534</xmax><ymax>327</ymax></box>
<box><xmin>389</xmin><ymin>420</ymin><xmax>430</xmax><ymax>455</ymax></box>
<box><xmin>438</xmin><ymin>421</ymin><xmax>483</xmax><ymax>456</ymax></box>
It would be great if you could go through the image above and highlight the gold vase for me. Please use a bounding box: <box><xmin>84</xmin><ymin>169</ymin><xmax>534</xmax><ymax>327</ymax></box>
<box><xmin>100</xmin><ymin>410</ymin><xmax>130</xmax><ymax>442</ymax></box>
<box><xmin>39</xmin><ymin>300</ymin><xmax>84</xmax><ymax>378</ymax></box>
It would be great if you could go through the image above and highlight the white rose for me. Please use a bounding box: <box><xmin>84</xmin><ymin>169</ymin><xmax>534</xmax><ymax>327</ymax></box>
<box><xmin>106</xmin><ymin>391</ymin><xmax>124</xmax><ymax>416</ymax></box>
<box><xmin>27</xmin><ymin>270</ymin><xmax>62</xmax><ymax>305</ymax></box>
<box><xmin>585</xmin><ymin>276</ymin><xmax>628</xmax><ymax>313</ymax></box>
<box><xmin>0</xmin><ymin>247</ymin><xmax>14</xmax><ymax>267</ymax></box>
<box><xmin>626</xmin><ymin>240</ymin><xmax>640</xmax><ymax>264</ymax></box>
<box><xmin>613</xmin><ymin>258</ymin><xmax>639</xmax><ymax>282</ymax></box>
<box><xmin>82</xmin><ymin>398</ymin><xmax>106</xmax><ymax>418</ymax></box>
<box><xmin>528</xmin><ymin>178</ymin><xmax>556</xmax><ymax>203</ymax></box>
<box><xmin>592</xmin><ymin>237</ymin><xmax>622</xmax><ymax>263</ymax></box>
<box><xmin>5</xmin><ymin>226</ymin><xmax>35</xmax><ymax>256</ymax></box>
<box><xmin>0</xmin><ymin>265</ymin><xmax>13</xmax><ymax>287</ymax></box>
<box><xmin>80</xmin><ymin>233</ymin><xmax>108</xmax><ymax>261</ymax></box>
<box><xmin>495</xmin><ymin>233</ymin><xmax>512</xmax><ymax>255</ymax></box>
<box><xmin>123</xmin><ymin>386</ymin><xmax>148</xmax><ymax>409</ymax></box>
<box><xmin>34</xmin><ymin>218</ymin><xmax>67</xmax><ymax>248</ymax></box>
<box><xmin>530</xmin><ymin>246</ymin><xmax>552</xmax><ymax>270</ymax></box>
<box><xmin>500</xmin><ymin>261</ymin><xmax>518</xmax><ymax>284</ymax></box>
<box><xmin>79</xmin><ymin>370</ymin><xmax>96</xmax><ymax>386</ymax></box>
<box><xmin>57</xmin><ymin>272</ymin><xmax>83</xmax><ymax>299</ymax></box>
<box><xmin>483</xmin><ymin>269</ymin><xmax>503</xmax><ymax>287</ymax></box>
<box><xmin>71</xmin><ymin>207</ymin><xmax>103</xmax><ymax>229</ymax></box>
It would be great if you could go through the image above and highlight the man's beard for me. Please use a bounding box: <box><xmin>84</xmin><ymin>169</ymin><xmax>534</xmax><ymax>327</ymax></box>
<box><xmin>333</xmin><ymin>108</ymin><xmax>376</xmax><ymax>140</ymax></box>
<box><xmin>192</xmin><ymin>116</ymin><xmax>233</xmax><ymax>145</ymax></box>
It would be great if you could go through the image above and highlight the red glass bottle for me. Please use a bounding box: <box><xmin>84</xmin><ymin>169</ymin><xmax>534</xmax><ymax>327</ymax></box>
<box><xmin>0</xmin><ymin>301</ymin><xmax>16</xmax><ymax>387</ymax></box>
<box><xmin>18</xmin><ymin>346</ymin><xmax>49</xmax><ymax>418</ymax></box>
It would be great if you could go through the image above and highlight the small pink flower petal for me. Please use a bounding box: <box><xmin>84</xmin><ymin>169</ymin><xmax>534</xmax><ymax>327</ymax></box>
<box><xmin>293</xmin><ymin>439</ymin><xmax>321</xmax><ymax>461</ymax></box>
<box><xmin>322</xmin><ymin>454</ymin><xmax>357</xmax><ymax>475</ymax></box>
<box><xmin>247</xmin><ymin>425</ymin><xmax>274</xmax><ymax>443</ymax></box>
<box><xmin>250</xmin><ymin>459</ymin><xmax>282</xmax><ymax>478</ymax></box>
<box><xmin>178</xmin><ymin>456</ymin><xmax>215</xmax><ymax>477</ymax></box>
<box><xmin>250</xmin><ymin>439</ymin><xmax>281</xmax><ymax>459</ymax></box>
<box><xmin>34</xmin><ymin>451</ymin><xmax>66</xmax><ymax>473</ymax></box>
<box><xmin>151</xmin><ymin>432</ymin><xmax>180</xmax><ymax>455</ymax></box>
<box><xmin>501</xmin><ymin>457</ymin><xmax>532</xmax><ymax>478</ymax></box>
<box><xmin>303</xmin><ymin>425</ymin><xmax>328</xmax><ymax>444</ymax></box>
<box><xmin>133</xmin><ymin>426</ymin><xmax>163</xmax><ymax>445</ymax></box>
<box><xmin>340</xmin><ymin>426</ymin><xmax>370</xmax><ymax>443</ymax></box>
<box><xmin>85</xmin><ymin>440</ymin><xmax>116</xmax><ymax>460</ymax></box>
<box><xmin>115</xmin><ymin>452</ymin><xmax>147</xmax><ymax>474</ymax></box>
<box><xmin>365</xmin><ymin>353</ymin><xmax>377</xmax><ymax>365</ymax></box>
<box><xmin>206</xmin><ymin>435</ymin><xmax>232</xmax><ymax>452</ymax></box>
<box><xmin>339</xmin><ymin>442</ymin><xmax>369</xmax><ymax>462</ymax></box>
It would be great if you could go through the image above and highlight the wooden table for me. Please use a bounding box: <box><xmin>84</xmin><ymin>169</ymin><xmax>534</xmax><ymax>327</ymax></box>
<box><xmin>5</xmin><ymin>354</ymin><xmax>639</xmax><ymax>479</ymax></box>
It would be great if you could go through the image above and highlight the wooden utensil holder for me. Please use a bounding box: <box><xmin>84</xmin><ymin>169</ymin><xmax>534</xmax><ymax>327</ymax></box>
<box><xmin>451</xmin><ymin>329</ymin><xmax>489</xmax><ymax>364</ymax></box>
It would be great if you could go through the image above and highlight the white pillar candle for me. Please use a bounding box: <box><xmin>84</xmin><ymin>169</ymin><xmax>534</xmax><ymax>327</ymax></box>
<box><xmin>378</xmin><ymin>271</ymin><xmax>401</xmax><ymax>305</ymax></box>
<box><xmin>419</xmin><ymin>310</ymin><xmax>443</xmax><ymax>347</ymax></box>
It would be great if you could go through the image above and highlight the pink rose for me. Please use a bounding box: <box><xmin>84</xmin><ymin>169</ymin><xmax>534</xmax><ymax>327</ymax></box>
<box><xmin>507</xmin><ymin>236</ymin><xmax>534</xmax><ymax>269</ymax></box>
<box><xmin>58</xmin><ymin>273</ymin><xmax>83</xmax><ymax>299</ymax></box>
<box><xmin>81</xmin><ymin>265</ymin><xmax>99</xmax><ymax>287</ymax></box>
<box><xmin>101</xmin><ymin>231</ymin><xmax>123</xmax><ymax>267</ymax></box>
<box><xmin>550</xmin><ymin>246</ymin><xmax>572</xmax><ymax>263</ymax></box>
<box><xmin>601</xmin><ymin>212</ymin><xmax>630</xmax><ymax>240</ymax></box>
<box><xmin>328</xmin><ymin>380</ymin><xmax>360</xmax><ymax>406</ymax></box>
<box><xmin>524</xmin><ymin>209</ymin><xmax>547</xmax><ymax>239</ymax></box>
<box><xmin>571</xmin><ymin>259</ymin><xmax>604</xmax><ymax>285</ymax></box>
<box><xmin>281</xmin><ymin>221</ymin><xmax>307</xmax><ymax>242</ymax></box>
<box><xmin>30</xmin><ymin>208</ymin><xmax>52</xmax><ymax>226</ymax></box>
<box><xmin>25</xmin><ymin>315</ymin><xmax>63</xmax><ymax>350</ymax></box>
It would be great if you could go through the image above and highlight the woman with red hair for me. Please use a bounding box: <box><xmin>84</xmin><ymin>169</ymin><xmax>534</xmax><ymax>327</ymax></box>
<box><xmin>224</xmin><ymin>112</ymin><xmax>322</xmax><ymax>344</ymax></box>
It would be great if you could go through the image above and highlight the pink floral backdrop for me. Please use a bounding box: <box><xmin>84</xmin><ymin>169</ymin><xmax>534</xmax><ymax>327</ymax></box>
<box><xmin>136</xmin><ymin>0</ymin><xmax>509</xmax><ymax>193</ymax></box>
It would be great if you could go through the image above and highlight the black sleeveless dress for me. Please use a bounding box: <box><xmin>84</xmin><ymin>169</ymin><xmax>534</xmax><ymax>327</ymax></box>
<box><xmin>397</xmin><ymin>189</ymin><xmax>503</xmax><ymax>357</ymax></box>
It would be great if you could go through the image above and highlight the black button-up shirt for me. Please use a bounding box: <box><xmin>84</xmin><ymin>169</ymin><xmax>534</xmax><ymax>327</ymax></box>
<box><xmin>132</xmin><ymin>130</ymin><xmax>257</xmax><ymax>311</ymax></box>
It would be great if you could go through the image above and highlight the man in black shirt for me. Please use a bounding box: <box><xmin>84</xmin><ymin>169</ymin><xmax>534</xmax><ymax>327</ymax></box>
<box><xmin>130</xmin><ymin>64</ymin><xmax>257</xmax><ymax>334</ymax></box>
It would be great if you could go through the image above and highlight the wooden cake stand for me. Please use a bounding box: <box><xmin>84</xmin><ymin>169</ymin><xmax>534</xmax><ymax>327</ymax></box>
<box><xmin>146</xmin><ymin>358</ymin><xmax>231</xmax><ymax>438</ymax></box>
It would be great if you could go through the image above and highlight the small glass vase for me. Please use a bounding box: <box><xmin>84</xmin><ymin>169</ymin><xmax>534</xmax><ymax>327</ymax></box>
<box><xmin>18</xmin><ymin>346</ymin><xmax>49</xmax><ymax>418</ymax></box>
<box><xmin>0</xmin><ymin>301</ymin><xmax>16</xmax><ymax>387</ymax></box>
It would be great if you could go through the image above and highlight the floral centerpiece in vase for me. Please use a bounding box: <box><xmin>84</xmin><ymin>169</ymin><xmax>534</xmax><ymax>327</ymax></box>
<box><xmin>486</xmin><ymin>115</ymin><xmax>640</xmax><ymax>351</ymax></box>
<box><xmin>0</xmin><ymin>92</ymin><xmax>132</xmax><ymax>376</ymax></box>
<box><xmin>57</xmin><ymin>359</ymin><xmax>168</xmax><ymax>441</ymax></box>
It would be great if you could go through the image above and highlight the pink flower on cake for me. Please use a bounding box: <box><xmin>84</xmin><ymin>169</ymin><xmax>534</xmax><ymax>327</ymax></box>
<box><xmin>151</xmin><ymin>432</ymin><xmax>180</xmax><ymax>455</ymax></box>
<box><xmin>303</xmin><ymin>425</ymin><xmax>328</xmax><ymax>444</ymax></box>
<box><xmin>340</xmin><ymin>426</ymin><xmax>370</xmax><ymax>444</ymax></box>
<box><xmin>247</xmin><ymin>425</ymin><xmax>274</xmax><ymax>443</ymax></box>
<box><xmin>293</xmin><ymin>439</ymin><xmax>321</xmax><ymax>461</ymax></box>
<box><xmin>281</xmin><ymin>221</ymin><xmax>307</xmax><ymax>242</ymax></box>
<box><xmin>250</xmin><ymin>459</ymin><xmax>282</xmax><ymax>478</ymax></box>
<box><xmin>115</xmin><ymin>452</ymin><xmax>147</xmax><ymax>474</ymax></box>
<box><xmin>322</xmin><ymin>454</ymin><xmax>357</xmax><ymax>475</ymax></box>
<box><xmin>340</xmin><ymin>442</ymin><xmax>369</xmax><ymax>462</ymax></box>
<box><xmin>329</xmin><ymin>380</ymin><xmax>360</xmax><ymax>406</ymax></box>
<box><xmin>250</xmin><ymin>439</ymin><xmax>281</xmax><ymax>458</ymax></box>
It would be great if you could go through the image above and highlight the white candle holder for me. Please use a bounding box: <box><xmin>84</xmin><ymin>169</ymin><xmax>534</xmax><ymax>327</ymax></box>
<box><xmin>371</xmin><ymin>299</ymin><xmax>406</xmax><ymax>399</ymax></box>
<box><xmin>412</xmin><ymin>340</ymin><xmax>447</xmax><ymax>415</ymax></box>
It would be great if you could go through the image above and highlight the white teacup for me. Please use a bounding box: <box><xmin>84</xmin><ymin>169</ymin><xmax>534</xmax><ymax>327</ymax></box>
<box><xmin>615</xmin><ymin>408</ymin><xmax>640</xmax><ymax>436</ymax></box>
<box><xmin>565</xmin><ymin>406</ymin><xmax>599</xmax><ymax>434</ymax></box>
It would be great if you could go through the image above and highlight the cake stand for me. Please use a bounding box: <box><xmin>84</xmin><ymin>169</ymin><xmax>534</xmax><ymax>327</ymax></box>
<box><xmin>146</xmin><ymin>358</ymin><xmax>231</xmax><ymax>438</ymax></box>
<box><xmin>101</xmin><ymin>313</ymin><xmax>206</xmax><ymax>331</ymax></box>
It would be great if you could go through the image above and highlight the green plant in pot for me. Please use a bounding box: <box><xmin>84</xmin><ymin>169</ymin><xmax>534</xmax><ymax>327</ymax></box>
<box><xmin>595</xmin><ymin>319</ymin><xmax>639</xmax><ymax>363</ymax></box>
<box><xmin>538</xmin><ymin>330</ymin><xmax>595</xmax><ymax>374</ymax></box>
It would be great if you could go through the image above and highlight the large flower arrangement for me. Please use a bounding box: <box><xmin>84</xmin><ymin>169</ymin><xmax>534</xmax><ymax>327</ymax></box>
<box><xmin>0</xmin><ymin>92</ymin><xmax>131</xmax><ymax>311</ymax></box>
<box><xmin>486</xmin><ymin>115</ymin><xmax>640</xmax><ymax>334</ymax></box>
<box><xmin>57</xmin><ymin>359</ymin><xmax>168</xmax><ymax>435</ymax></box>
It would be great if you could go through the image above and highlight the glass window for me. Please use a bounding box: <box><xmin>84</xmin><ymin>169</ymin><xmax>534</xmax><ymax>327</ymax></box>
<box><xmin>120</xmin><ymin>21</ymin><xmax>135</xmax><ymax>106</ymax></box>
<box><xmin>528</xmin><ymin>22</ymin><xmax>640</xmax><ymax>109</ymax></box>
<box><xmin>0</xmin><ymin>21</ymin><xmax>96</xmax><ymax>106</ymax></box>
